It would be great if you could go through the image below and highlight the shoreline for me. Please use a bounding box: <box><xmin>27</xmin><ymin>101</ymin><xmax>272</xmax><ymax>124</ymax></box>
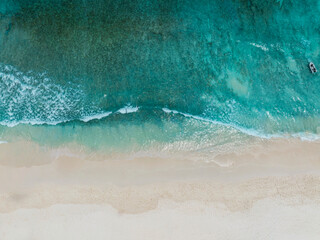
<box><xmin>0</xmin><ymin>137</ymin><xmax>320</xmax><ymax>207</ymax></box>
<box><xmin>1</xmin><ymin>138</ymin><xmax>320</xmax><ymax>239</ymax></box>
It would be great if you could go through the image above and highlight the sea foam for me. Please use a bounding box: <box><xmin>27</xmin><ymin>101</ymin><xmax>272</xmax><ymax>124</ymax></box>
<box><xmin>117</xmin><ymin>106</ymin><xmax>139</xmax><ymax>114</ymax></box>
<box><xmin>161</xmin><ymin>108</ymin><xmax>320</xmax><ymax>141</ymax></box>
<box><xmin>80</xmin><ymin>112</ymin><xmax>112</xmax><ymax>123</ymax></box>
<box><xmin>0</xmin><ymin>64</ymin><xmax>86</xmax><ymax>125</ymax></box>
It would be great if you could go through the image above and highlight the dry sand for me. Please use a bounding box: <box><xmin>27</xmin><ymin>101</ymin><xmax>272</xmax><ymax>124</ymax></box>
<box><xmin>0</xmin><ymin>138</ymin><xmax>320</xmax><ymax>239</ymax></box>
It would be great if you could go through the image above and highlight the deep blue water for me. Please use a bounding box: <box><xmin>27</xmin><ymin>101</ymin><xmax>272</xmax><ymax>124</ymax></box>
<box><xmin>0</xmin><ymin>0</ymin><xmax>319</xmax><ymax>149</ymax></box>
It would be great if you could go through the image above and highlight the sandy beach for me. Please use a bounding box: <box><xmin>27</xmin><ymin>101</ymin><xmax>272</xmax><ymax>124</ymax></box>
<box><xmin>1</xmin><ymin>0</ymin><xmax>320</xmax><ymax>238</ymax></box>
<box><xmin>0</xmin><ymin>138</ymin><xmax>320</xmax><ymax>239</ymax></box>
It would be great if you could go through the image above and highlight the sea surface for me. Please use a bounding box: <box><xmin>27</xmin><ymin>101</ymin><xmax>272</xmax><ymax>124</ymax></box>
<box><xmin>0</xmin><ymin>0</ymin><xmax>319</xmax><ymax>153</ymax></box>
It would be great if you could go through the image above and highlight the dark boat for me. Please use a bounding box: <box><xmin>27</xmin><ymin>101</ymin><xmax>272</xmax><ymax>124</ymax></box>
<box><xmin>309</xmin><ymin>62</ymin><xmax>317</xmax><ymax>74</ymax></box>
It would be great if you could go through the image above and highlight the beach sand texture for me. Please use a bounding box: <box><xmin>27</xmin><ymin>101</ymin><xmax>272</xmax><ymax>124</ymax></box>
<box><xmin>0</xmin><ymin>138</ymin><xmax>319</xmax><ymax>239</ymax></box>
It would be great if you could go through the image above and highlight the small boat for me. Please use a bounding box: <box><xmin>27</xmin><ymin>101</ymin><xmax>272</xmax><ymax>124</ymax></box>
<box><xmin>309</xmin><ymin>62</ymin><xmax>317</xmax><ymax>74</ymax></box>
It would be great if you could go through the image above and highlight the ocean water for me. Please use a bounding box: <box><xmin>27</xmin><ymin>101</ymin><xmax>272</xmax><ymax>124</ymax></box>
<box><xmin>0</xmin><ymin>0</ymin><xmax>319</xmax><ymax>152</ymax></box>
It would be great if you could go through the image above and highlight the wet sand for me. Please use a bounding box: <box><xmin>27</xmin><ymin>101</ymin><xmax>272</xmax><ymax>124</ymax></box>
<box><xmin>0</xmin><ymin>138</ymin><xmax>320</xmax><ymax>239</ymax></box>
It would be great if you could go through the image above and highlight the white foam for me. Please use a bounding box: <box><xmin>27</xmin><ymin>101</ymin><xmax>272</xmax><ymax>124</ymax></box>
<box><xmin>0</xmin><ymin>119</ymin><xmax>67</xmax><ymax>127</ymax></box>
<box><xmin>292</xmin><ymin>133</ymin><xmax>320</xmax><ymax>142</ymax></box>
<box><xmin>162</xmin><ymin>108</ymin><xmax>320</xmax><ymax>141</ymax></box>
<box><xmin>162</xmin><ymin>108</ymin><xmax>270</xmax><ymax>138</ymax></box>
<box><xmin>0</xmin><ymin>141</ymin><xmax>7</xmax><ymax>144</ymax></box>
<box><xmin>80</xmin><ymin>112</ymin><xmax>112</xmax><ymax>122</ymax></box>
<box><xmin>162</xmin><ymin>108</ymin><xmax>209</xmax><ymax>122</ymax></box>
<box><xmin>0</xmin><ymin>63</ymin><xmax>86</xmax><ymax>125</ymax></box>
<box><xmin>117</xmin><ymin>105</ymin><xmax>139</xmax><ymax>114</ymax></box>
<box><xmin>0</xmin><ymin>104</ymin><xmax>141</xmax><ymax>127</ymax></box>
<box><xmin>249</xmin><ymin>43</ymin><xmax>269</xmax><ymax>51</ymax></box>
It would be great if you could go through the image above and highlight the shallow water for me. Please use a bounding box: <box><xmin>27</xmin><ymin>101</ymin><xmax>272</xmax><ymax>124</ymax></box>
<box><xmin>0</xmin><ymin>0</ymin><xmax>319</xmax><ymax>149</ymax></box>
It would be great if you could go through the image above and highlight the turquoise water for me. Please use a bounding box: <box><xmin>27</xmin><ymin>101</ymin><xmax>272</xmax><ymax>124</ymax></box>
<box><xmin>0</xmin><ymin>0</ymin><xmax>319</xmax><ymax>149</ymax></box>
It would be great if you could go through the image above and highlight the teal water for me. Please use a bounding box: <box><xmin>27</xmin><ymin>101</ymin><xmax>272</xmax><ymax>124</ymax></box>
<box><xmin>0</xmin><ymin>0</ymin><xmax>320</xmax><ymax>149</ymax></box>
